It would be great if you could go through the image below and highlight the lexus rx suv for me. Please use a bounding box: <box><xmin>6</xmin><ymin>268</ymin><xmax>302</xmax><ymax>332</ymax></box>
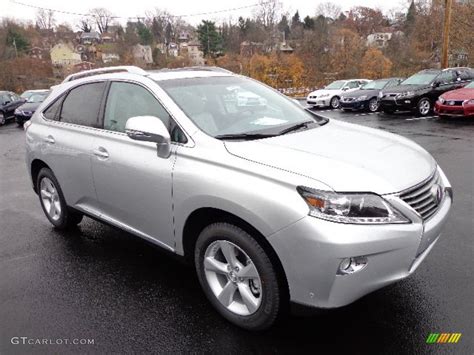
<box><xmin>26</xmin><ymin>66</ymin><xmax>452</xmax><ymax>330</ymax></box>
<box><xmin>378</xmin><ymin>67</ymin><xmax>474</xmax><ymax>116</ymax></box>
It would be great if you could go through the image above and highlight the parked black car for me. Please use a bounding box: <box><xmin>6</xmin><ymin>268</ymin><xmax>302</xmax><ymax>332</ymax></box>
<box><xmin>0</xmin><ymin>91</ymin><xmax>24</xmax><ymax>125</ymax></box>
<box><xmin>339</xmin><ymin>78</ymin><xmax>404</xmax><ymax>112</ymax></box>
<box><xmin>14</xmin><ymin>90</ymin><xmax>49</xmax><ymax>126</ymax></box>
<box><xmin>378</xmin><ymin>67</ymin><xmax>474</xmax><ymax>116</ymax></box>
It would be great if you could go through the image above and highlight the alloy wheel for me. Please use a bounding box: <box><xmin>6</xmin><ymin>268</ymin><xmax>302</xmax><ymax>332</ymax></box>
<box><xmin>330</xmin><ymin>97</ymin><xmax>340</xmax><ymax>109</ymax></box>
<box><xmin>369</xmin><ymin>98</ymin><xmax>379</xmax><ymax>112</ymax></box>
<box><xmin>203</xmin><ymin>240</ymin><xmax>262</xmax><ymax>316</ymax></box>
<box><xmin>0</xmin><ymin>113</ymin><xmax>5</xmax><ymax>125</ymax></box>
<box><xmin>40</xmin><ymin>177</ymin><xmax>62</xmax><ymax>221</ymax></box>
<box><xmin>418</xmin><ymin>99</ymin><xmax>430</xmax><ymax>116</ymax></box>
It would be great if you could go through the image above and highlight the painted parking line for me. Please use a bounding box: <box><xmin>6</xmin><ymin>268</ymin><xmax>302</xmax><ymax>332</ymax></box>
<box><xmin>405</xmin><ymin>116</ymin><xmax>438</xmax><ymax>121</ymax></box>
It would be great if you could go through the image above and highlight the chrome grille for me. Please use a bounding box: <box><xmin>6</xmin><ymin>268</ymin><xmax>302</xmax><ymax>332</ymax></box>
<box><xmin>399</xmin><ymin>170</ymin><xmax>442</xmax><ymax>221</ymax></box>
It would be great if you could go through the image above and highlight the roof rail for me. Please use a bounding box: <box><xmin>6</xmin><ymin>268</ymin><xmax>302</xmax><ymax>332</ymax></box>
<box><xmin>62</xmin><ymin>66</ymin><xmax>148</xmax><ymax>83</ymax></box>
<box><xmin>149</xmin><ymin>66</ymin><xmax>233</xmax><ymax>74</ymax></box>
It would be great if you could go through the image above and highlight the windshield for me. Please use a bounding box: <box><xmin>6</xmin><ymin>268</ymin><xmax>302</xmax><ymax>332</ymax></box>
<box><xmin>158</xmin><ymin>76</ymin><xmax>326</xmax><ymax>138</ymax></box>
<box><xmin>465</xmin><ymin>81</ymin><xmax>474</xmax><ymax>89</ymax></box>
<box><xmin>402</xmin><ymin>72</ymin><xmax>439</xmax><ymax>85</ymax></box>
<box><xmin>27</xmin><ymin>93</ymin><xmax>48</xmax><ymax>103</ymax></box>
<box><xmin>324</xmin><ymin>80</ymin><xmax>345</xmax><ymax>90</ymax></box>
<box><xmin>361</xmin><ymin>80</ymin><xmax>389</xmax><ymax>90</ymax></box>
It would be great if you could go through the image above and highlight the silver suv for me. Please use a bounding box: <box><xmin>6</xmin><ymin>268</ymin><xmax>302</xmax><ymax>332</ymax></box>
<box><xmin>25</xmin><ymin>66</ymin><xmax>453</xmax><ymax>330</ymax></box>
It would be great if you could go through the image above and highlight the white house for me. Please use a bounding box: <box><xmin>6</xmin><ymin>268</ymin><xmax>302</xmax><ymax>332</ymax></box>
<box><xmin>366</xmin><ymin>33</ymin><xmax>393</xmax><ymax>48</ymax></box>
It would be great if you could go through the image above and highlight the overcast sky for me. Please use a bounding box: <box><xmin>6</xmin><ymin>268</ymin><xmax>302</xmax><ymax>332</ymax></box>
<box><xmin>1</xmin><ymin>0</ymin><xmax>409</xmax><ymax>27</ymax></box>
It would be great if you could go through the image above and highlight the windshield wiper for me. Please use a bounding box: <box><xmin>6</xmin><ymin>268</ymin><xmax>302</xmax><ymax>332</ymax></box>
<box><xmin>214</xmin><ymin>133</ymin><xmax>277</xmax><ymax>140</ymax></box>
<box><xmin>277</xmin><ymin>121</ymin><xmax>314</xmax><ymax>135</ymax></box>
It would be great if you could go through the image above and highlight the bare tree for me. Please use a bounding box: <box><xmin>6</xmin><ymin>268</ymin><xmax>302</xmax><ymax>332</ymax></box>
<box><xmin>35</xmin><ymin>9</ymin><xmax>55</xmax><ymax>30</ymax></box>
<box><xmin>315</xmin><ymin>2</ymin><xmax>342</xmax><ymax>20</ymax></box>
<box><xmin>90</xmin><ymin>8</ymin><xmax>114</xmax><ymax>33</ymax></box>
<box><xmin>78</xmin><ymin>17</ymin><xmax>93</xmax><ymax>33</ymax></box>
<box><xmin>254</xmin><ymin>0</ymin><xmax>282</xmax><ymax>29</ymax></box>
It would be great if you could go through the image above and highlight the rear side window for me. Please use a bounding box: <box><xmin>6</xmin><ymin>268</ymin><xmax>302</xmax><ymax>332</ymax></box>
<box><xmin>60</xmin><ymin>82</ymin><xmax>106</xmax><ymax>127</ymax></box>
<box><xmin>43</xmin><ymin>96</ymin><xmax>64</xmax><ymax>120</ymax></box>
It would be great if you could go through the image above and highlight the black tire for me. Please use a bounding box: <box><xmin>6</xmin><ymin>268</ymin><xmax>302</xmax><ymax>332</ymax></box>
<box><xmin>330</xmin><ymin>96</ymin><xmax>340</xmax><ymax>109</ymax></box>
<box><xmin>0</xmin><ymin>112</ymin><xmax>5</xmax><ymax>126</ymax></box>
<box><xmin>37</xmin><ymin>168</ymin><xmax>83</xmax><ymax>229</ymax></box>
<box><xmin>195</xmin><ymin>222</ymin><xmax>285</xmax><ymax>330</ymax></box>
<box><xmin>368</xmin><ymin>98</ymin><xmax>379</xmax><ymax>112</ymax></box>
<box><xmin>416</xmin><ymin>97</ymin><xmax>431</xmax><ymax>117</ymax></box>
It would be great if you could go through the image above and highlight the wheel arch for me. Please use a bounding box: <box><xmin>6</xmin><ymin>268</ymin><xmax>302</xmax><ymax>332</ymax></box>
<box><xmin>31</xmin><ymin>159</ymin><xmax>51</xmax><ymax>193</ymax></box>
<box><xmin>181</xmin><ymin>207</ymin><xmax>289</xmax><ymax>297</ymax></box>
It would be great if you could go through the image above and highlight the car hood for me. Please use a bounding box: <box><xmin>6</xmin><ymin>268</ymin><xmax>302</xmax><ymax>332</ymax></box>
<box><xmin>383</xmin><ymin>84</ymin><xmax>428</xmax><ymax>93</ymax></box>
<box><xmin>18</xmin><ymin>102</ymin><xmax>41</xmax><ymax>111</ymax></box>
<box><xmin>441</xmin><ymin>88</ymin><xmax>474</xmax><ymax>100</ymax></box>
<box><xmin>224</xmin><ymin>120</ymin><xmax>436</xmax><ymax>194</ymax></box>
<box><xmin>308</xmin><ymin>89</ymin><xmax>339</xmax><ymax>97</ymax></box>
<box><xmin>344</xmin><ymin>89</ymin><xmax>379</xmax><ymax>99</ymax></box>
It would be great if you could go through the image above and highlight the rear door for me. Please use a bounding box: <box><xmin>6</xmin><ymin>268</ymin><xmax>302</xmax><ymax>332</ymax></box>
<box><xmin>39</xmin><ymin>81</ymin><xmax>106</xmax><ymax>210</ymax></box>
<box><xmin>90</xmin><ymin>80</ymin><xmax>185</xmax><ymax>250</ymax></box>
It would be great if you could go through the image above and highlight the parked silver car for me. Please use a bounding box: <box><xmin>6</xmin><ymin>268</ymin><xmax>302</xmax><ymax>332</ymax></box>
<box><xmin>25</xmin><ymin>66</ymin><xmax>452</xmax><ymax>330</ymax></box>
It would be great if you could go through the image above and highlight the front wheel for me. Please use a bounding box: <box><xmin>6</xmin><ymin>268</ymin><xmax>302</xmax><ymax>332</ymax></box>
<box><xmin>0</xmin><ymin>112</ymin><xmax>5</xmax><ymax>126</ymax></box>
<box><xmin>37</xmin><ymin>168</ymin><xmax>83</xmax><ymax>229</ymax></box>
<box><xmin>368</xmin><ymin>98</ymin><xmax>379</xmax><ymax>112</ymax></box>
<box><xmin>330</xmin><ymin>96</ymin><xmax>340</xmax><ymax>109</ymax></box>
<box><xmin>195</xmin><ymin>223</ymin><xmax>285</xmax><ymax>330</ymax></box>
<box><xmin>417</xmin><ymin>97</ymin><xmax>431</xmax><ymax>116</ymax></box>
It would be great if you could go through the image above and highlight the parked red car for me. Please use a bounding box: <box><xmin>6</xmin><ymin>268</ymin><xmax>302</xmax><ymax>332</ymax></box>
<box><xmin>435</xmin><ymin>81</ymin><xmax>474</xmax><ymax>118</ymax></box>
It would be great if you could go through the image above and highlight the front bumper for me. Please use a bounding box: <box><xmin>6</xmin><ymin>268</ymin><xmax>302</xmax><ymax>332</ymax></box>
<box><xmin>15</xmin><ymin>114</ymin><xmax>32</xmax><ymax>124</ymax></box>
<box><xmin>340</xmin><ymin>99</ymin><xmax>368</xmax><ymax>110</ymax></box>
<box><xmin>434</xmin><ymin>102</ymin><xmax>474</xmax><ymax>117</ymax></box>
<box><xmin>307</xmin><ymin>98</ymin><xmax>330</xmax><ymax>107</ymax></box>
<box><xmin>268</xmin><ymin>178</ymin><xmax>452</xmax><ymax>309</ymax></box>
<box><xmin>379</xmin><ymin>97</ymin><xmax>416</xmax><ymax>111</ymax></box>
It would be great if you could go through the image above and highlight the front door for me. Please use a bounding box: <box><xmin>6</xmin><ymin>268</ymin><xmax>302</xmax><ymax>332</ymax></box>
<box><xmin>91</xmin><ymin>81</ymin><xmax>178</xmax><ymax>250</ymax></box>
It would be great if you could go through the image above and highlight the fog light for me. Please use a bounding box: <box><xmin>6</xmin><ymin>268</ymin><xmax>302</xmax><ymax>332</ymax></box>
<box><xmin>338</xmin><ymin>256</ymin><xmax>368</xmax><ymax>275</ymax></box>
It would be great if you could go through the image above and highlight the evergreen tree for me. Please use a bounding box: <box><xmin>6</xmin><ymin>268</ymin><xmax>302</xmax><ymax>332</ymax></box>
<box><xmin>197</xmin><ymin>20</ymin><xmax>223</xmax><ymax>57</ymax></box>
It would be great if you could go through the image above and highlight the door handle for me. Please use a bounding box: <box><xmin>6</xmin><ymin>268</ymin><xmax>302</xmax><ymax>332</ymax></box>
<box><xmin>43</xmin><ymin>136</ymin><xmax>55</xmax><ymax>144</ymax></box>
<box><xmin>93</xmin><ymin>147</ymin><xmax>109</xmax><ymax>159</ymax></box>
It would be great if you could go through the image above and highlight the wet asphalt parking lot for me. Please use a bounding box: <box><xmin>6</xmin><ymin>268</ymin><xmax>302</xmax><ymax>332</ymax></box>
<box><xmin>0</xmin><ymin>107</ymin><xmax>473</xmax><ymax>354</ymax></box>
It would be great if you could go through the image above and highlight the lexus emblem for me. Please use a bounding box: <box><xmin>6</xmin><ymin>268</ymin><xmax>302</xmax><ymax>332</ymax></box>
<box><xmin>430</xmin><ymin>184</ymin><xmax>443</xmax><ymax>205</ymax></box>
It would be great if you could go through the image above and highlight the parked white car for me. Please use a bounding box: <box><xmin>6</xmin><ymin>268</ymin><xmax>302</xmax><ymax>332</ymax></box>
<box><xmin>307</xmin><ymin>79</ymin><xmax>370</xmax><ymax>109</ymax></box>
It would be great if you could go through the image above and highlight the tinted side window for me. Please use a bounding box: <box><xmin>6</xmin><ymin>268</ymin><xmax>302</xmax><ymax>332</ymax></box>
<box><xmin>104</xmin><ymin>82</ymin><xmax>186</xmax><ymax>143</ymax></box>
<box><xmin>347</xmin><ymin>81</ymin><xmax>359</xmax><ymax>89</ymax></box>
<box><xmin>43</xmin><ymin>96</ymin><xmax>64</xmax><ymax>120</ymax></box>
<box><xmin>436</xmin><ymin>71</ymin><xmax>454</xmax><ymax>84</ymax></box>
<box><xmin>60</xmin><ymin>82</ymin><xmax>106</xmax><ymax>127</ymax></box>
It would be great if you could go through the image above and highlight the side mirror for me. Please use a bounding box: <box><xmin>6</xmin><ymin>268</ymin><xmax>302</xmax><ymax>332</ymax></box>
<box><xmin>342</xmin><ymin>87</ymin><xmax>349</xmax><ymax>91</ymax></box>
<box><xmin>125</xmin><ymin>116</ymin><xmax>171</xmax><ymax>158</ymax></box>
<box><xmin>4</xmin><ymin>100</ymin><xmax>11</xmax><ymax>105</ymax></box>
<box><xmin>432</xmin><ymin>81</ymin><xmax>441</xmax><ymax>88</ymax></box>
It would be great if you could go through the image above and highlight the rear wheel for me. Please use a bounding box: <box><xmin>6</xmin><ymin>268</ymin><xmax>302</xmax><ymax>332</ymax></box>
<box><xmin>195</xmin><ymin>222</ymin><xmax>285</xmax><ymax>330</ymax></box>
<box><xmin>37</xmin><ymin>168</ymin><xmax>83</xmax><ymax>229</ymax></box>
<box><xmin>417</xmin><ymin>97</ymin><xmax>431</xmax><ymax>116</ymax></box>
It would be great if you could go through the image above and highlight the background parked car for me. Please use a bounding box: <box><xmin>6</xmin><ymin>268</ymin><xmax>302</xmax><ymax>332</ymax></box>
<box><xmin>20</xmin><ymin>89</ymin><xmax>49</xmax><ymax>101</ymax></box>
<box><xmin>306</xmin><ymin>79</ymin><xmax>370</xmax><ymax>109</ymax></box>
<box><xmin>14</xmin><ymin>90</ymin><xmax>50</xmax><ymax>126</ymax></box>
<box><xmin>339</xmin><ymin>78</ymin><xmax>404</xmax><ymax>112</ymax></box>
<box><xmin>435</xmin><ymin>80</ymin><xmax>474</xmax><ymax>118</ymax></box>
<box><xmin>378</xmin><ymin>67</ymin><xmax>474</xmax><ymax>116</ymax></box>
<box><xmin>0</xmin><ymin>91</ymin><xmax>24</xmax><ymax>125</ymax></box>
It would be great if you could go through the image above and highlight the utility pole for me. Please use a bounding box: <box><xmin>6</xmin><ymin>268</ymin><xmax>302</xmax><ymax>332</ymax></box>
<box><xmin>441</xmin><ymin>0</ymin><xmax>453</xmax><ymax>68</ymax></box>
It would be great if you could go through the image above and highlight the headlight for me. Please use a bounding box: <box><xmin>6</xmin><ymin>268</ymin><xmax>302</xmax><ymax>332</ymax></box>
<box><xmin>398</xmin><ymin>91</ymin><xmax>415</xmax><ymax>98</ymax></box>
<box><xmin>466</xmin><ymin>99</ymin><xmax>474</xmax><ymax>105</ymax></box>
<box><xmin>357</xmin><ymin>95</ymin><xmax>367</xmax><ymax>101</ymax></box>
<box><xmin>439</xmin><ymin>97</ymin><xmax>445</xmax><ymax>104</ymax></box>
<box><xmin>297</xmin><ymin>187</ymin><xmax>410</xmax><ymax>224</ymax></box>
<box><xmin>14</xmin><ymin>109</ymin><xmax>21</xmax><ymax>115</ymax></box>
<box><xmin>320</xmin><ymin>94</ymin><xmax>329</xmax><ymax>98</ymax></box>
